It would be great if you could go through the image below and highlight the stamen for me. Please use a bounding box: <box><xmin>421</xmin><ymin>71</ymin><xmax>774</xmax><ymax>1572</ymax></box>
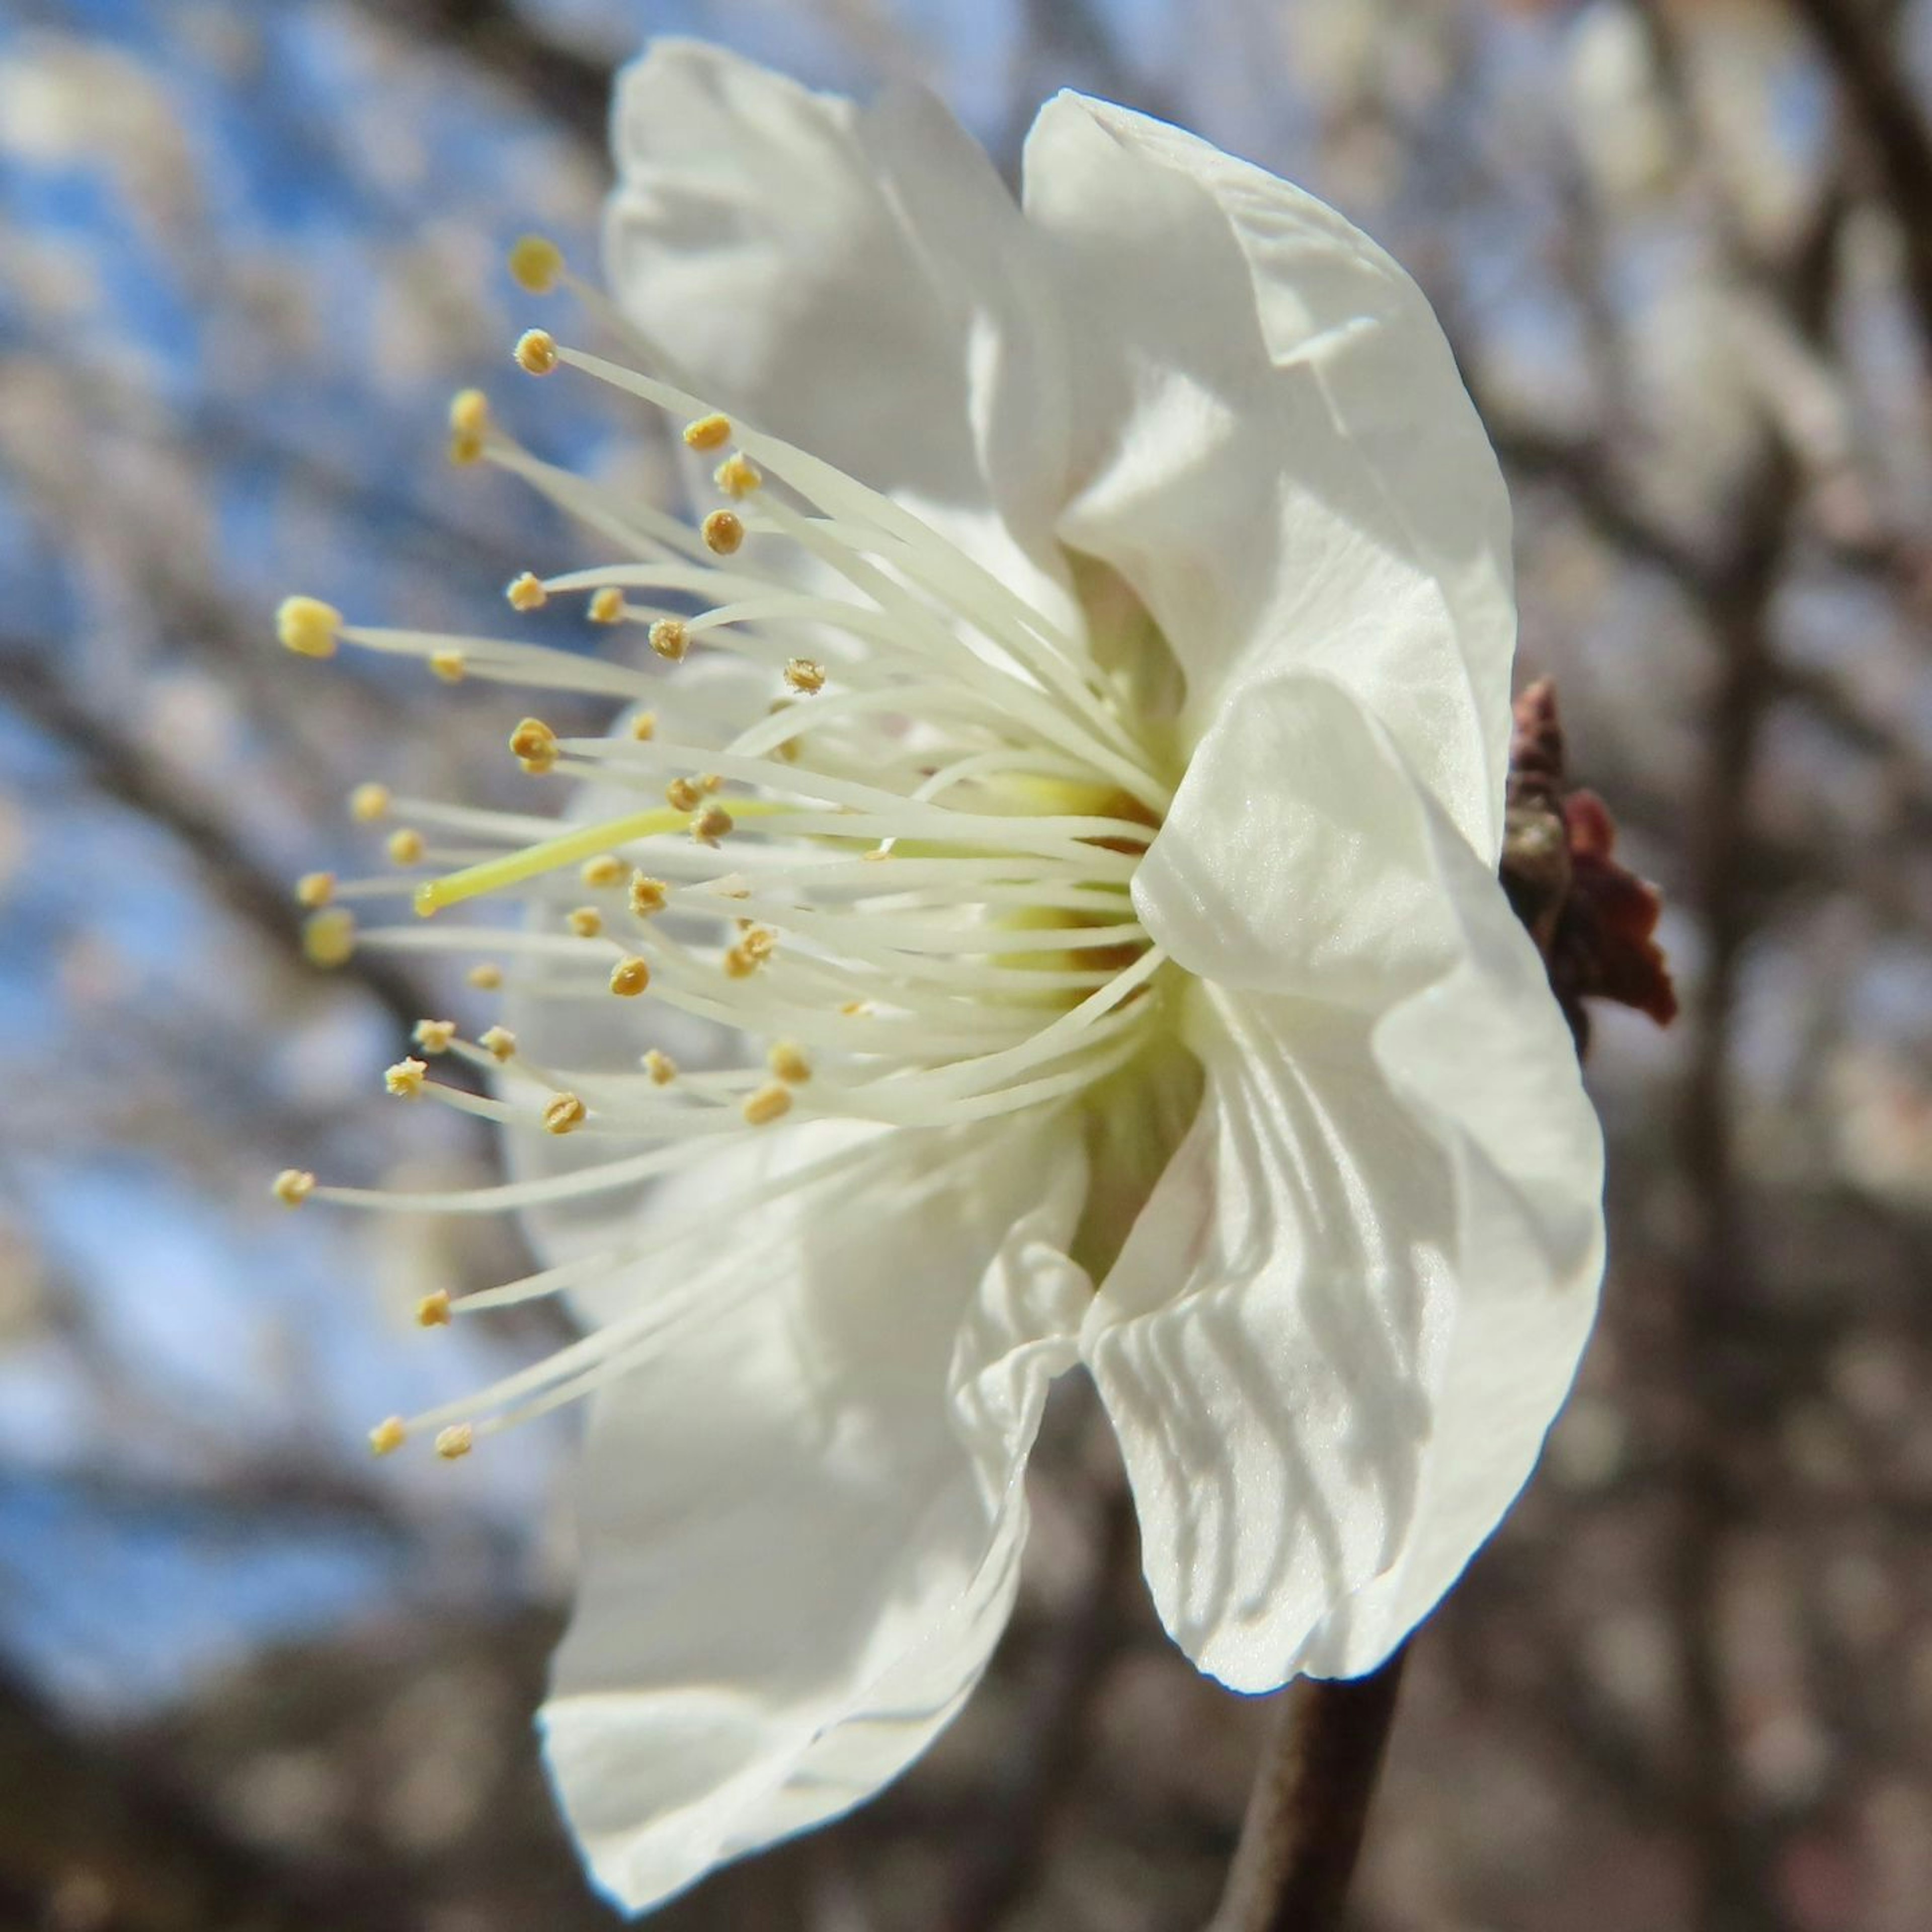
<box><xmin>435</xmin><ymin>1423</ymin><xmax>474</xmax><ymax>1460</ymax></box>
<box><xmin>430</xmin><ymin>648</ymin><xmax>468</xmax><ymax>682</ymax></box>
<box><xmin>413</xmin><ymin>1019</ymin><xmax>457</xmax><ymax>1055</ymax></box>
<box><xmin>385</xmin><ymin>1058</ymin><xmax>429</xmax><ymax>1098</ymax></box>
<box><xmin>543</xmin><ymin>1092</ymin><xmax>587</xmax><ymax>1135</ymax></box>
<box><xmin>768</xmin><ymin>1041</ymin><xmax>811</xmax><ymax>1084</ymax></box>
<box><xmin>609</xmin><ymin>956</ymin><xmax>651</xmax><ymax>998</ymax></box>
<box><xmin>508</xmin><ymin>233</ymin><xmax>565</xmax><ymax>294</ymax></box>
<box><xmin>683</xmin><ymin>413</ymin><xmax>732</xmax><ymax>450</ymax></box>
<box><xmin>417</xmin><ymin>1289</ymin><xmax>454</xmax><ymax>1328</ymax></box>
<box><xmin>783</xmin><ymin>657</ymin><xmax>826</xmax><ymax>695</ymax></box>
<box><xmin>567</xmin><ymin>907</ymin><xmax>604</xmax><ymax>939</ymax></box>
<box><xmin>295</xmin><ymin>871</ymin><xmax>335</xmax><ymax>908</ymax></box>
<box><xmin>648</xmin><ymin>617</ymin><xmax>689</xmax><ymax>662</ymax></box>
<box><xmin>480</xmin><ymin>1025</ymin><xmax>517</xmax><ymax>1061</ymax></box>
<box><xmin>304</xmin><ymin>909</ymin><xmax>357</xmax><ymax>968</ymax></box>
<box><xmin>370</xmin><ymin>1416</ymin><xmax>407</xmax><ymax>1456</ymax></box>
<box><xmin>272</xmin><ymin>1168</ymin><xmax>315</xmax><ymax>1206</ymax></box>
<box><xmin>468</xmin><ymin>962</ymin><xmax>504</xmax><ymax>991</ymax></box>
<box><xmin>701</xmin><ymin>509</ymin><xmax>744</xmax><ymax>555</ymax></box>
<box><xmin>277</xmin><ymin>596</ymin><xmax>341</xmax><ymax>660</ymax></box>
<box><xmin>387</xmin><ymin>828</ymin><xmax>426</xmax><ymax>865</ymax></box>
<box><xmin>642</xmin><ymin>1049</ymin><xmax>677</xmax><ymax>1084</ymax></box>
<box><xmin>742</xmin><ymin>1083</ymin><xmax>792</xmax><ymax>1126</ymax></box>
<box><xmin>714</xmin><ymin>453</ymin><xmax>762</xmax><ymax>499</ymax></box>
<box><xmin>589</xmin><ymin>587</ymin><xmax>625</xmax><ymax>624</ymax></box>
<box><xmin>628</xmin><ymin>873</ymin><xmax>668</xmax><ymax>916</ymax></box>
<box><xmin>509</xmin><ymin>717</ymin><xmax>559</xmax><ymax>773</ymax></box>
<box><xmin>507</xmin><ymin>572</ymin><xmax>548</xmax><ymax>612</ymax></box>
<box><xmin>515</xmin><ymin>329</ymin><xmax>559</xmax><ymax>376</ymax></box>
<box><xmin>350</xmin><ymin>782</ymin><xmax>391</xmax><ymax>823</ymax></box>
<box><xmin>629</xmin><ymin>711</ymin><xmax>657</xmax><ymax>741</ymax></box>
<box><xmin>580</xmin><ymin>853</ymin><xmax>625</xmax><ymax>888</ymax></box>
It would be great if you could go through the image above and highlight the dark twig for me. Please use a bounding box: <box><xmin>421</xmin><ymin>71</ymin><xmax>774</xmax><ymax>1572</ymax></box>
<box><xmin>1205</xmin><ymin>1653</ymin><xmax>1408</xmax><ymax>1932</ymax></box>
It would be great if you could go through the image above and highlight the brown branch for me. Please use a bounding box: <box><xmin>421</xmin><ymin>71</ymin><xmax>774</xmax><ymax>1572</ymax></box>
<box><xmin>1786</xmin><ymin>0</ymin><xmax>1932</xmax><ymax>356</ymax></box>
<box><xmin>349</xmin><ymin>0</ymin><xmax>614</xmax><ymax>152</ymax></box>
<box><xmin>0</xmin><ymin>646</ymin><xmax>432</xmax><ymax>1041</ymax></box>
<box><xmin>1204</xmin><ymin>1653</ymin><xmax>1408</xmax><ymax>1932</ymax></box>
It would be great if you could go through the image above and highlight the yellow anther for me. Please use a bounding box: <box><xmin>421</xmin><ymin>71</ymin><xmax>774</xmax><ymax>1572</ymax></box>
<box><xmin>272</xmin><ymin>1168</ymin><xmax>316</xmax><ymax>1206</ymax></box>
<box><xmin>642</xmin><ymin>1048</ymin><xmax>677</xmax><ymax>1085</ymax></box>
<box><xmin>277</xmin><ymin>595</ymin><xmax>341</xmax><ymax>660</ymax></box>
<box><xmin>349</xmin><ymin>781</ymin><xmax>390</xmax><ymax>823</ymax></box>
<box><xmin>387</xmin><ymin>828</ymin><xmax>425</xmax><ymax>866</ymax></box>
<box><xmin>648</xmin><ymin>617</ymin><xmax>689</xmax><ymax>663</ymax></box>
<box><xmin>588</xmin><ymin>586</ymin><xmax>625</xmax><ymax>625</ymax></box>
<box><xmin>692</xmin><ymin>804</ymin><xmax>734</xmax><ymax>846</ymax></box>
<box><xmin>628</xmin><ymin>873</ymin><xmax>668</xmax><ymax>916</ymax></box>
<box><xmin>507</xmin><ymin>233</ymin><xmax>565</xmax><ymax>294</ymax></box>
<box><xmin>664</xmin><ymin>775</ymin><xmax>703</xmax><ymax>813</ymax></box>
<box><xmin>295</xmin><ymin>871</ymin><xmax>335</xmax><ymax>909</ymax></box>
<box><xmin>700</xmin><ymin>772</ymin><xmax>723</xmax><ymax>793</ymax></box>
<box><xmin>467</xmin><ymin>962</ymin><xmax>504</xmax><ymax>991</ymax></box>
<box><xmin>416</xmin><ymin>1289</ymin><xmax>453</xmax><ymax>1328</ymax></box>
<box><xmin>412</xmin><ymin>1018</ymin><xmax>457</xmax><ymax>1055</ymax></box>
<box><xmin>509</xmin><ymin>717</ymin><xmax>558</xmax><ymax>773</ymax></box>
<box><xmin>429</xmin><ymin>648</ymin><xmax>467</xmax><ymax>682</ymax></box>
<box><xmin>384</xmin><ymin>1057</ymin><xmax>429</xmax><ymax>1098</ymax></box>
<box><xmin>609</xmin><ymin>955</ymin><xmax>651</xmax><ymax>998</ymax></box>
<box><xmin>683</xmin><ymin>412</ymin><xmax>733</xmax><ymax>451</ymax></box>
<box><xmin>515</xmin><ymin>328</ymin><xmax>558</xmax><ymax>375</ymax></box>
<box><xmin>783</xmin><ymin>657</ymin><xmax>827</xmax><ymax>695</ymax></box>
<box><xmin>435</xmin><ymin>1423</ymin><xmax>474</xmax><ymax>1461</ymax></box>
<box><xmin>702</xmin><ymin>509</ymin><xmax>745</xmax><ymax>555</ymax></box>
<box><xmin>742</xmin><ymin>1082</ymin><xmax>793</xmax><ymax>1126</ymax></box>
<box><xmin>543</xmin><ymin>1092</ymin><xmax>587</xmax><ymax>1136</ymax></box>
<box><xmin>479</xmin><ymin>1024</ymin><xmax>517</xmax><ymax>1061</ymax></box>
<box><xmin>507</xmin><ymin>571</ymin><xmax>548</xmax><ymax>612</ymax></box>
<box><xmin>723</xmin><ymin>945</ymin><xmax>756</xmax><ymax>980</ymax></box>
<box><xmin>841</xmin><ymin>1000</ymin><xmax>868</xmax><ymax>1015</ymax></box>
<box><xmin>303</xmin><ymin>908</ymin><xmax>357</xmax><ymax>969</ymax></box>
<box><xmin>450</xmin><ymin>428</ymin><xmax>485</xmax><ymax>467</ymax></box>
<box><xmin>769</xmin><ymin>1041</ymin><xmax>812</xmax><ymax>1085</ymax></box>
<box><xmin>369</xmin><ymin>1416</ymin><xmax>407</xmax><ymax>1456</ymax></box>
<box><xmin>741</xmin><ymin>925</ymin><xmax>776</xmax><ymax>961</ymax></box>
<box><xmin>567</xmin><ymin>906</ymin><xmax>603</xmax><ymax>939</ymax></box>
<box><xmin>629</xmin><ymin>710</ymin><xmax>657</xmax><ymax>741</ymax></box>
<box><xmin>714</xmin><ymin>453</ymin><xmax>762</xmax><ymax>499</ymax></box>
<box><xmin>449</xmin><ymin>388</ymin><xmax>489</xmax><ymax>438</ymax></box>
<box><xmin>580</xmin><ymin>853</ymin><xmax>625</xmax><ymax>889</ymax></box>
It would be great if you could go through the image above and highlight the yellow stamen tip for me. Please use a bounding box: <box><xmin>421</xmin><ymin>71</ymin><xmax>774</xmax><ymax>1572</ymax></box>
<box><xmin>370</xmin><ymin>1416</ymin><xmax>407</xmax><ymax>1457</ymax></box>
<box><xmin>449</xmin><ymin>387</ymin><xmax>489</xmax><ymax>437</ymax></box>
<box><xmin>509</xmin><ymin>716</ymin><xmax>559</xmax><ymax>774</ymax></box>
<box><xmin>609</xmin><ymin>955</ymin><xmax>651</xmax><ymax>998</ymax></box>
<box><xmin>742</xmin><ymin>1082</ymin><xmax>793</xmax><ymax>1126</ymax></box>
<box><xmin>450</xmin><ymin>429</ymin><xmax>485</xmax><ymax>467</ymax></box>
<box><xmin>648</xmin><ymin>617</ymin><xmax>689</xmax><ymax>662</ymax></box>
<box><xmin>692</xmin><ymin>804</ymin><xmax>734</xmax><ymax>846</ymax></box>
<box><xmin>277</xmin><ymin>595</ymin><xmax>341</xmax><ymax>660</ymax></box>
<box><xmin>543</xmin><ymin>1092</ymin><xmax>587</xmax><ymax>1136</ymax></box>
<box><xmin>303</xmin><ymin>908</ymin><xmax>357</xmax><ymax>969</ymax></box>
<box><xmin>642</xmin><ymin>1048</ymin><xmax>677</xmax><ymax>1085</ymax></box>
<box><xmin>768</xmin><ymin>1041</ymin><xmax>812</xmax><ymax>1085</ymax></box>
<box><xmin>430</xmin><ymin>648</ymin><xmax>467</xmax><ymax>682</ymax></box>
<box><xmin>507</xmin><ymin>233</ymin><xmax>565</xmax><ymax>294</ymax></box>
<box><xmin>416</xmin><ymin>1289</ymin><xmax>453</xmax><ymax>1329</ymax></box>
<box><xmin>412</xmin><ymin>1018</ymin><xmax>457</xmax><ymax>1055</ymax></box>
<box><xmin>629</xmin><ymin>710</ymin><xmax>657</xmax><ymax>742</ymax></box>
<box><xmin>479</xmin><ymin>1024</ymin><xmax>517</xmax><ymax>1061</ymax></box>
<box><xmin>384</xmin><ymin>1057</ymin><xmax>428</xmax><ymax>1098</ymax></box>
<box><xmin>580</xmin><ymin>853</ymin><xmax>625</xmax><ymax>888</ymax></box>
<box><xmin>664</xmin><ymin>776</ymin><xmax>702</xmax><ymax>814</ymax></box>
<box><xmin>567</xmin><ymin>906</ymin><xmax>604</xmax><ymax>939</ymax></box>
<box><xmin>628</xmin><ymin>873</ymin><xmax>668</xmax><ymax>916</ymax></box>
<box><xmin>714</xmin><ymin>453</ymin><xmax>762</xmax><ymax>499</ymax></box>
<box><xmin>434</xmin><ymin>1423</ymin><xmax>474</xmax><ymax>1461</ymax></box>
<box><xmin>272</xmin><ymin>1168</ymin><xmax>315</xmax><ymax>1206</ymax></box>
<box><xmin>387</xmin><ymin>828</ymin><xmax>425</xmax><ymax>866</ymax></box>
<box><xmin>294</xmin><ymin>871</ymin><xmax>335</xmax><ymax>909</ymax></box>
<box><xmin>783</xmin><ymin>657</ymin><xmax>827</xmax><ymax>695</ymax></box>
<box><xmin>701</xmin><ymin>509</ymin><xmax>745</xmax><ymax>556</ymax></box>
<box><xmin>349</xmin><ymin>781</ymin><xmax>390</xmax><ymax>823</ymax></box>
<box><xmin>507</xmin><ymin>570</ymin><xmax>548</xmax><ymax>612</ymax></box>
<box><xmin>467</xmin><ymin>962</ymin><xmax>504</xmax><ymax>990</ymax></box>
<box><xmin>683</xmin><ymin>412</ymin><xmax>732</xmax><ymax>451</ymax></box>
<box><xmin>588</xmin><ymin>586</ymin><xmax>625</xmax><ymax>625</ymax></box>
<box><xmin>514</xmin><ymin>328</ymin><xmax>559</xmax><ymax>375</ymax></box>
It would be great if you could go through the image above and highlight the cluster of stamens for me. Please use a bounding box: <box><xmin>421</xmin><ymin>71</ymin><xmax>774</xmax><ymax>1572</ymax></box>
<box><xmin>273</xmin><ymin>236</ymin><xmax>1176</xmax><ymax>1464</ymax></box>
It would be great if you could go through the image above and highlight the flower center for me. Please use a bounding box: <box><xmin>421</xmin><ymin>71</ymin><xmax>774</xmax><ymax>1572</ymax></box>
<box><xmin>273</xmin><ymin>289</ymin><xmax>1187</xmax><ymax>1460</ymax></box>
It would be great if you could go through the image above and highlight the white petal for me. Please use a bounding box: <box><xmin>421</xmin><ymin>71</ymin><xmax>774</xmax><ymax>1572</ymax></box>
<box><xmin>541</xmin><ymin>1112</ymin><xmax>1089</xmax><ymax>1913</ymax></box>
<box><xmin>1022</xmin><ymin>92</ymin><xmax>1511</xmax><ymax>855</ymax></box>
<box><xmin>1089</xmin><ymin>674</ymin><xmax>1602</xmax><ymax>1688</ymax></box>
<box><xmin>604</xmin><ymin>41</ymin><xmax>1070</xmax><ymax>610</ymax></box>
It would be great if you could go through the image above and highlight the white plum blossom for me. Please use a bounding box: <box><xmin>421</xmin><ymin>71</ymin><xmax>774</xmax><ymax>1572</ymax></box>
<box><xmin>274</xmin><ymin>40</ymin><xmax>1604</xmax><ymax>1916</ymax></box>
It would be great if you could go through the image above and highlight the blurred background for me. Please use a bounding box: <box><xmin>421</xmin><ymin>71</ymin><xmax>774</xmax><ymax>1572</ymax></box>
<box><xmin>3</xmin><ymin>1</ymin><xmax>1930</xmax><ymax>1927</ymax></box>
